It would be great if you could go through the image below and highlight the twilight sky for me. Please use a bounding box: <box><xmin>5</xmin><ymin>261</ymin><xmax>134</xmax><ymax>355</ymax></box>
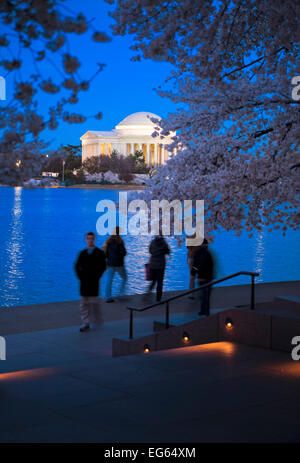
<box><xmin>32</xmin><ymin>0</ymin><xmax>177</xmax><ymax>150</ymax></box>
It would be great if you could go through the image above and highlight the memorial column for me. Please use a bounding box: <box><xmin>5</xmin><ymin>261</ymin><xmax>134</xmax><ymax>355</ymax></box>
<box><xmin>154</xmin><ymin>143</ymin><xmax>158</xmax><ymax>165</ymax></box>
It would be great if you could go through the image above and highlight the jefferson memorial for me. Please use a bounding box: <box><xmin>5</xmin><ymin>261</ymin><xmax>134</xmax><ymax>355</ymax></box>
<box><xmin>80</xmin><ymin>111</ymin><xmax>175</xmax><ymax>166</ymax></box>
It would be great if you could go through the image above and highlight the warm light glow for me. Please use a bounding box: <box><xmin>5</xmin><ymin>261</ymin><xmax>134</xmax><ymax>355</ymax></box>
<box><xmin>270</xmin><ymin>362</ymin><xmax>300</xmax><ymax>377</ymax></box>
<box><xmin>0</xmin><ymin>367</ymin><xmax>57</xmax><ymax>382</ymax></box>
<box><xmin>144</xmin><ymin>344</ymin><xmax>150</xmax><ymax>353</ymax></box>
<box><xmin>185</xmin><ymin>342</ymin><xmax>236</xmax><ymax>356</ymax></box>
<box><xmin>225</xmin><ymin>318</ymin><xmax>233</xmax><ymax>329</ymax></box>
<box><xmin>183</xmin><ymin>332</ymin><xmax>190</xmax><ymax>343</ymax></box>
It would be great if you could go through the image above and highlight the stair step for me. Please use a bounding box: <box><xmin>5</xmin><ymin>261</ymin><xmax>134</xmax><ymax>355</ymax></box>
<box><xmin>153</xmin><ymin>307</ymin><xmax>235</xmax><ymax>331</ymax></box>
<box><xmin>274</xmin><ymin>296</ymin><xmax>300</xmax><ymax>312</ymax></box>
<box><xmin>112</xmin><ymin>312</ymin><xmax>221</xmax><ymax>357</ymax></box>
<box><xmin>153</xmin><ymin>315</ymin><xmax>202</xmax><ymax>331</ymax></box>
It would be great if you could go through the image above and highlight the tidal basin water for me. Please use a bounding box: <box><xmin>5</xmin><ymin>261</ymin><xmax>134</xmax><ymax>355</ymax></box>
<box><xmin>0</xmin><ymin>186</ymin><xmax>299</xmax><ymax>308</ymax></box>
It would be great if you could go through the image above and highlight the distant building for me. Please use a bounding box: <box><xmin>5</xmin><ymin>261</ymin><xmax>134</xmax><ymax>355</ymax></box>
<box><xmin>80</xmin><ymin>111</ymin><xmax>176</xmax><ymax>166</ymax></box>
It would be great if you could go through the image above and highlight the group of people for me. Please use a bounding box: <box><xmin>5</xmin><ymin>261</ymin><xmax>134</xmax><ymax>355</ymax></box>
<box><xmin>74</xmin><ymin>229</ymin><xmax>214</xmax><ymax>333</ymax></box>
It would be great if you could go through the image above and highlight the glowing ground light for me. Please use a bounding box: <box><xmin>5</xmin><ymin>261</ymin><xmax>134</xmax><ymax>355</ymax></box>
<box><xmin>225</xmin><ymin>318</ymin><xmax>233</xmax><ymax>329</ymax></box>
<box><xmin>182</xmin><ymin>332</ymin><xmax>190</xmax><ymax>343</ymax></box>
<box><xmin>144</xmin><ymin>344</ymin><xmax>150</xmax><ymax>353</ymax></box>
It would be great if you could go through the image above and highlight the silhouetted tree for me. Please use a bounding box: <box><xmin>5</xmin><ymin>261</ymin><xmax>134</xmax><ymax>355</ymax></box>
<box><xmin>0</xmin><ymin>1</ymin><xmax>111</xmax><ymax>185</ymax></box>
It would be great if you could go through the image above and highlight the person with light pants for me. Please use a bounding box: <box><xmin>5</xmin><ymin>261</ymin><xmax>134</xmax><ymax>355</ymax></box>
<box><xmin>74</xmin><ymin>231</ymin><xmax>106</xmax><ymax>332</ymax></box>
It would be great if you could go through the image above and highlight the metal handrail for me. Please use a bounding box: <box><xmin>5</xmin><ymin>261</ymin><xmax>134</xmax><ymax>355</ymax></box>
<box><xmin>127</xmin><ymin>271</ymin><xmax>259</xmax><ymax>339</ymax></box>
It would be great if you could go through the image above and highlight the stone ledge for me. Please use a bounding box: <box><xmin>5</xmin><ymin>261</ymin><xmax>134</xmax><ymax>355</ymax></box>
<box><xmin>112</xmin><ymin>305</ymin><xmax>300</xmax><ymax>357</ymax></box>
<box><xmin>1</xmin><ymin>280</ymin><xmax>299</xmax><ymax>337</ymax></box>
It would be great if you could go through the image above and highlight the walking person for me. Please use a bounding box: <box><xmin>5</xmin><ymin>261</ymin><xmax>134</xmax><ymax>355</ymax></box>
<box><xmin>146</xmin><ymin>232</ymin><xmax>170</xmax><ymax>302</ymax></box>
<box><xmin>74</xmin><ymin>231</ymin><xmax>106</xmax><ymax>332</ymax></box>
<box><xmin>186</xmin><ymin>233</ymin><xmax>200</xmax><ymax>299</ymax></box>
<box><xmin>104</xmin><ymin>226</ymin><xmax>127</xmax><ymax>303</ymax></box>
<box><xmin>191</xmin><ymin>238</ymin><xmax>215</xmax><ymax>316</ymax></box>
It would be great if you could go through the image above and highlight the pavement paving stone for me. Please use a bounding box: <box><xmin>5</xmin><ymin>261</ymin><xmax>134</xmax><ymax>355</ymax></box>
<box><xmin>1</xmin><ymin>303</ymin><xmax>300</xmax><ymax>443</ymax></box>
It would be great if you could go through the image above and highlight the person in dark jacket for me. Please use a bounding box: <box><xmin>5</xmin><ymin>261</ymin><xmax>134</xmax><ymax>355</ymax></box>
<box><xmin>75</xmin><ymin>231</ymin><xmax>106</xmax><ymax>332</ymax></box>
<box><xmin>147</xmin><ymin>233</ymin><xmax>170</xmax><ymax>302</ymax></box>
<box><xmin>191</xmin><ymin>238</ymin><xmax>215</xmax><ymax>316</ymax></box>
<box><xmin>186</xmin><ymin>233</ymin><xmax>201</xmax><ymax>300</ymax></box>
<box><xmin>103</xmin><ymin>226</ymin><xmax>127</xmax><ymax>303</ymax></box>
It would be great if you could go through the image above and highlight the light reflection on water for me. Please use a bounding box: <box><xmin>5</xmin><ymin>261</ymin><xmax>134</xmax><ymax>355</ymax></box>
<box><xmin>0</xmin><ymin>186</ymin><xmax>299</xmax><ymax>308</ymax></box>
<box><xmin>254</xmin><ymin>232</ymin><xmax>265</xmax><ymax>281</ymax></box>
<box><xmin>2</xmin><ymin>187</ymin><xmax>25</xmax><ymax>304</ymax></box>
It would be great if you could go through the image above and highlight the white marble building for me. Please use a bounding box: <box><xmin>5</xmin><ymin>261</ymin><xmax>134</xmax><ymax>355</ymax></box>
<box><xmin>80</xmin><ymin>111</ymin><xmax>175</xmax><ymax>166</ymax></box>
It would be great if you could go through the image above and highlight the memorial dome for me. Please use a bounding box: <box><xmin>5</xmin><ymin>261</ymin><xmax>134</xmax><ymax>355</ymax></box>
<box><xmin>116</xmin><ymin>112</ymin><xmax>160</xmax><ymax>129</ymax></box>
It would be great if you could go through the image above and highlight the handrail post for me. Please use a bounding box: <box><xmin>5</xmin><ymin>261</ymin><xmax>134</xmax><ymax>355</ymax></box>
<box><xmin>165</xmin><ymin>301</ymin><xmax>169</xmax><ymax>329</ymax></box>
<box><xmin>251</xmin><ymin>274</ymin><xmax>255</xmax><ymax>310</ymax></box>
<box><xmin>129</xmin><ymin>309</ymin><xmax>133</xmax><ymax>339</ymax></box>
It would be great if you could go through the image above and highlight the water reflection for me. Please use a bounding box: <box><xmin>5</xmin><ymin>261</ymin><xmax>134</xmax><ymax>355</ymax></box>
<box><xmin>3</xmin><ymin>187</ymin><xmax>25</xmax><ymax>304</ymax></box>
<box><xmin>125</xmin><ymin>234</ymin><xmax>154</xmax><ymax>295</ymax></box>
<box><xmin>0</xmin><ymin>187</ymin><xmax>298</xmax><ymax>308</ymax></box>
<box><xmin>254</xmin><ymin>231</ymin><xmax>265</xmax><ymax>281</ymax></box>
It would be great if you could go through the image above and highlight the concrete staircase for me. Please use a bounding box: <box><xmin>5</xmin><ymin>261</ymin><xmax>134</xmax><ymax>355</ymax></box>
<box><xmin>112</xmin><ymin>296</ymin><xmax>300</xmax><ymax>357</ymax></box>
<box><xmin>273</xmin><ymin>296</ymin><xmax>300</xmax><ymax>313</ymax></box>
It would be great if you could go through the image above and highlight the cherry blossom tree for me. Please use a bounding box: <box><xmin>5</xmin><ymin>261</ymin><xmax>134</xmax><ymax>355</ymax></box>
<box><xmin>0</xmin><ymin>0</ymin><xmax>109</xmax><ymax>185</ymax></box>
<box><xmin>109</xmin><ymin>0</ymin><xmax>300</xmax><ymax>236</ymax></box>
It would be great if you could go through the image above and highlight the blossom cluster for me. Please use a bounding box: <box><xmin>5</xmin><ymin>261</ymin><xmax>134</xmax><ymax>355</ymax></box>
<box><xmin>110</xmin><ymin>0</ymin><xmax>300</xmax><ymax>236</ymax></box>
<box><xmin>0</xmin><ymin>1</ymin><xmax>110</xmax><ymax>184</ymax></box>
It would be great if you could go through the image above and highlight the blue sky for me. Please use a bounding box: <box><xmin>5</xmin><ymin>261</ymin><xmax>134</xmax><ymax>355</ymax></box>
<box><xmin>25</xmin><ymin>0</ymin><xmax>178</xmax><ymax>150</ymax></box>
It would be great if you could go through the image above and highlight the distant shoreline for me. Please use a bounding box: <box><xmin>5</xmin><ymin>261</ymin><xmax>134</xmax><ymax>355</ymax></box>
<box><xmin>64</xmin><ymin>183</ymin><xmax>146</xmax><ymax>190</ymax></box>
<box><xmin>0</xmin><ymin>183</ymin><xmax>146</xmax><ymax>190</ymax></box>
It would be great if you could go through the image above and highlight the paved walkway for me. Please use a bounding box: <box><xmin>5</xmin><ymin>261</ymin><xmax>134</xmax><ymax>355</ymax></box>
<box><xmin>0</xmin><ymin>317</ymin><xmax>300</xmax><ymax>443</ymax></box>
<box><xmin>1</xmin><ymin>281</ymin><xmax>300</xmax><ymax>335</ymax></box>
